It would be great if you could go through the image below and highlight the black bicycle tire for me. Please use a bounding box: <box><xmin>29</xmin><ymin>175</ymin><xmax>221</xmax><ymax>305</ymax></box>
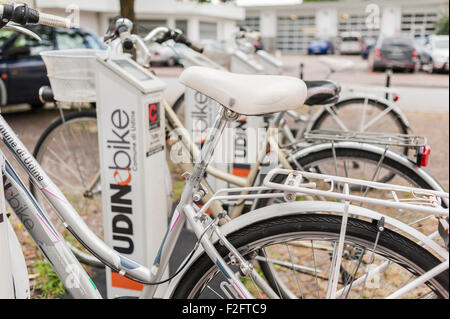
<box><xmin>171</xmin><ymin>214</ymin><xmax>449</xmax><ymax>299</ymax></box>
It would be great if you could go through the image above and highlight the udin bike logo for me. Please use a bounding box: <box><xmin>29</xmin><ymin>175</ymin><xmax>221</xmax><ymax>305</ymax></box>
<box><xmin>107</xmin><ymin>109</ymin><xmax>134</xmax><ymax>255</ymax></box>
<box><xmin>232</xmin><ymin>117</ymin><xmax>251</xmax><ymax>178</ymax></box>
<box><xmin>191</xmin><ymin>91</ymin><xmax>210</xmax><ymax>148</ymax></box>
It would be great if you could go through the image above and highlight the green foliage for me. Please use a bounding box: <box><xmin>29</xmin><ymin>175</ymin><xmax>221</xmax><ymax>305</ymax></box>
<box><xmin>436</xmin><ymin>7</ymin><xmax>449</xmax><ymax>35</ymax></box>
<box><xmin>33</xmin><ymin>261</ymin><xmax>65</xmax><ymax>299</ymax></box>
<box><xmin>173</xmin><ymin>181</ymin><xmax>185</xmax><ymax>203</ymax></box>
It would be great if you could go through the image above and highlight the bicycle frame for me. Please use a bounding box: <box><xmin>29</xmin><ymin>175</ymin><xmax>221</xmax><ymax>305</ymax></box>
<box><xmin>165</xmin><ymin>103</ymin><xmax>295</xmax><ymax>218</ymax></box>
<box><xmin>0</xmin><ymin>106</ymin><xmax>273</xmax><ymax>299</ymax></box>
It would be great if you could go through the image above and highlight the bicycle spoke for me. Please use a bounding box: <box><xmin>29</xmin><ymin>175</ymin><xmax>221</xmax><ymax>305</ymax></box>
<box><xmin>310</xmin><ymin>240</ymin><xmax>321</xmax><ymax>299</ymax></box>
<box><xmin>45</xmin><ymin>147</ymin><xmax>86</xmax><ymax>185</ymax></box>
<box><xmin>260</xmin><ymin>247</ymin><xmax>284</xmax><ymax>298</ymax></box>
<box><xmin>248</xmin><ymin>274</ymin><xmax>264</xmax><ymax>299</ymax></box>
<box><xmin>359</xmin><ymin>218</ymin><xmax>384</xmax><ymax>298</ymax></box>
<box><xmin>59</xmin><ymin>121</ymin><xmax>88</xmax><ymax>189</ymax></box>
<box><xmin>325</xmin><ymin>105</ymin><xmax>349</xmax><ymax>131</ymax></box>
<box><xmin>206</xmin><ymin>285</ymin><xmax>225</xmax><ymax>299</ymax></box>
<box><xmin>362</xmin><ymin>105</ymin><xmax>395</xmax><ymax>132</ymax></box>
<box><xmin>358</xmin><ymin>98</ymin><xmax>369</xmax><ymax>132</ymax></box>
<box><xmin>342</xmin><ymin>247</ymin><xmax>366</xmax><ymax>299</ymax></box>
<box><xmin>285</xmin><ymin>243</ymin><xmax>304</xmax><ymax>298</ymax></box>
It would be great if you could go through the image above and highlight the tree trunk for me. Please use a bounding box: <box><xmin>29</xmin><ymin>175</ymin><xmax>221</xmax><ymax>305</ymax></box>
<box><xmin>120</xmin><ymin>0</ymin><xmax>136</xmax><ymax>22</ymax></box>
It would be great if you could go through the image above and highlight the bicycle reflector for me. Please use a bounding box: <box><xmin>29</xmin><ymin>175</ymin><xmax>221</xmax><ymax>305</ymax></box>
<box><xmin>417</xmin><ymin>145</ymin><xmax>431</xmax><ymax>167</ymax></box>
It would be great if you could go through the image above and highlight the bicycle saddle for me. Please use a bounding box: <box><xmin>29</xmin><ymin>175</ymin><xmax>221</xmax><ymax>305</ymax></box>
<box><xmin>319</xmin><ymin>56</ymin><xmax>355</xmax><ymax>73</ymax></box>
<box><xmin>304</xmin><ymin>80</ymin><xmax>341</xmax><ymax>106</ymax></box>
<box><xmin>179</xmin><ymin>66</ymin><xmax>307</xmax><ymax>116</ymax></box>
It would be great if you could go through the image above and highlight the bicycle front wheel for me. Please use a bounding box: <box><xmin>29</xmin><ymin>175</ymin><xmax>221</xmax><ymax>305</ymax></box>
<box><xmin>30</xmin><ymin>110</ymin><xmax>102</xmax><ymax>266</ymax></box>
<box><xmin>172</xmin><ymin>214</ymin><xmax>448</xmax><ymax>299</ymax></box>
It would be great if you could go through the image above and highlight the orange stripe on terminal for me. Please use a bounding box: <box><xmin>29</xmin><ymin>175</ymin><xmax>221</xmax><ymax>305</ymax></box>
<box><xmin>232</xmin><ymin>168</ymin><xmax>250</xmax><ymax>178</ymax></box>
<box><xmin>197</xmin><ymin>204</ymin><xmax>212</xmax><ymax>216</ymax></box>
<box><xmin>111</xmin><ymin>272</ymin><xmax>144</xmax><ymax>291</ymax></box>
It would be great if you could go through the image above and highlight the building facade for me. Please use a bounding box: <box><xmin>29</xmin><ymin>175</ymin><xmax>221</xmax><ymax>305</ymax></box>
<box><xmin>240</xmin><ymin>0</ymin><xmax>449</xmax><ymax>53</ymax></box>
<box><xmin>34</xmin><ymin>0</ymin><xmax>245</xmax><ymax>42</ymax></box>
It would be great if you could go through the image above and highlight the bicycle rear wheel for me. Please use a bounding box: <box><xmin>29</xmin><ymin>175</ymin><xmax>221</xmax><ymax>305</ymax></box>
<box><xmin>172</xmin><ymin>214</ymin><xmax>448</xmax><ymax>299</ymax></box>
<box><xmin>255</xmin><ymin>145</ymin><xmax>446</xmax><ymax>238</ymax></box>
<box><xmin>311</xmin><ymin>98</ymin><xmax>409</xmax><ymax>139</ymax></box>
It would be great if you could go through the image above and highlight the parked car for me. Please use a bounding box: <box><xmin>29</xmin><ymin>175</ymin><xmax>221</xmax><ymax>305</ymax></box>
<box><xmin>368</xmin><ymin>35</ymin><xmax>419</xmax><ymax>73</ymax></box>
<box><xmin>307</xmin><ymin>39</ymin><xmax>334</xmax><ymax>55</ymax></box>
<box><xmin>361</xmin><ymin>37</ymin><xmax>377</xmax><ymax>60</ymax></box>
<box><xmin>198</xmin><ymin>39</ymin><xmax>232</xmax><ymax>68</ymax></box>
<box><xmin>424</xmin><ymin>35</ymin><xmax>449</xmax><ymax>73</ymax></box>
<box><xmin>338</xmin><ymin>32</ymin><xmax>363</xmax><ymax>55</ymax></box>
<box><xmin>414</xmin><ymin>36</ymin><xmax>433</xmax><ymax>72</ymax></box>
<box><xmin>252</xmin><ymin>38</ymin><xmax>264</xmax><ymax>52</ymax></box>
<box><xmin>0</xmin><ymin>25</ymin><xmax>103</xmax><ymax>108</ymax></box>
<box><xmin>148</xmin><ymin>42</ymin><xmax>181</xmax><ymax>67</ymax></box>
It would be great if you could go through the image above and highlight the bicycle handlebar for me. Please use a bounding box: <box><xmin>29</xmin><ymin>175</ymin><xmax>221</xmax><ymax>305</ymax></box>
<box><xmin>175</xmin><ymin>33</ymin><xmax>204</xmax><ymax>54</ymax></box>
<box><xmin>37</xmin><ymin>12</ymin><xmax>72</xmax><ymax>29</ymax></box>
<box><xmin>144</xmin><ymin>26</ymin><xmax>204</xmax><ymax>54</ymax></box>
<box><xmin>0</xmin><ymin>4</ymin><xmax>71</xmax><ymax>29</ymax></box>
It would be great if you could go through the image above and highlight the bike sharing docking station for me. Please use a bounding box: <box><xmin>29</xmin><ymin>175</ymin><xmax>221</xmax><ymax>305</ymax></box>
<box><xmin>255</xmin><ymin>50</ymin><xmax>284</xmax><ymax>75</ymax></box>
<box><xmin>95</xmin><ymin>52</ymin><xmax>169</xmax><ymax>298</ymax></box>
<box><xmin>231</xmin><ymin>50</ymin><xmax>265</xmax><ymax>75</ymax></box>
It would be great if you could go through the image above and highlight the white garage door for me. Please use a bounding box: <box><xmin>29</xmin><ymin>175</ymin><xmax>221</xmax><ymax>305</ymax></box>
<box><xmin>401</xmin><ymin>12</ymin><xmax>439</xmax><ymax>37</ymax></box>
<box><xmin>200</xmin><ymin>21</ymin><xmax>218</xmax><ymax>40</ymax></box>
<box><xmin>276</xmin><ymin>15</ymin><xmax>316</xmax><ymax>53</ymax></box>
<box><xmin>338</xmin><ymin>13</ymin><xmax>380</xmax><ymax>38</ymax></box>
<box><xmin>240</xmin><ymin>16</ymin><xmax>260</xmax><ymax>32</ymax></box>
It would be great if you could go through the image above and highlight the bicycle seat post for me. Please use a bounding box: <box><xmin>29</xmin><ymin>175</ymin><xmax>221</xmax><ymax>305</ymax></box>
<box><xmin>185</xmin><ymin>106</ymin><xmax>232</xmax><ymax>191</ymax></box>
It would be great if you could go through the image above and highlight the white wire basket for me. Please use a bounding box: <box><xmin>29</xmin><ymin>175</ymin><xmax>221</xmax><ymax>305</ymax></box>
<box><xmin>41</xmin><ymin>49</ymin><xmax>101</xmax><ymax>103</ymax></box>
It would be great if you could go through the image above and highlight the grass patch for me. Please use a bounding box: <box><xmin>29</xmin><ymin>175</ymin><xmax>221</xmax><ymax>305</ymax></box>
<box><xmin>173</xmin><ymin>181</ymin><xmax>185</xmax><ymax>203</ymax></box>
<box><xmin>32</xmin><ymin>260</ymin><xmax>65</xmax><ymax>298</ymax></box>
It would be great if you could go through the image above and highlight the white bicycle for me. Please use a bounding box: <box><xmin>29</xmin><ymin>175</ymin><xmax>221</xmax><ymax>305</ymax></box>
<box><xmin>0</xmin><ymin>5</ymin><xmax>448</xmax><ymax>299</ymax></box>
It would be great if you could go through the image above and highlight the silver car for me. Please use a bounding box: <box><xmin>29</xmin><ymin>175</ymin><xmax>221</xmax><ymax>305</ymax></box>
<box><xmin>425</xmin><ymin>35</ymin><xmax>449</xmax><ymax>73</ymax></box>
<box><xmin>148</xmin><ymin>42</ymin><xmax>180</xmax><ymax>67</ymax></box>
<box><xmin>338</xmin><ymin>32</ymin><xmax>363</xmax><ymax>55</ymax></box>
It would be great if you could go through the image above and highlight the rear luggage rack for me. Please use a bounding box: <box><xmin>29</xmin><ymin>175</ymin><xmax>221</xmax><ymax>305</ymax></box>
<box><xmin>263</xmin><ymin>168</ymin><xmax>449</xmax><ymax>217</ymax></box>
<box><xmin>304</xmin><ymin>130</ymin><xmax>427</xmax><ymax>149</ymax></box>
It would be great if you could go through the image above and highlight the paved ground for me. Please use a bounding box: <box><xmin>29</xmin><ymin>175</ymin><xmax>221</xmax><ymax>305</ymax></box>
<box><xmin>1</xmin><ymin>53</ymin><xmax>448</xmax><ymax>298</ymax></box>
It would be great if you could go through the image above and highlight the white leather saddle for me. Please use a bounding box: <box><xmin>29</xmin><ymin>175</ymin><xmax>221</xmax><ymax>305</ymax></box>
<box><xmin>179</xmin><ymin>66</ymin><xmax>308</xmax><ymax>116</ymax></box>
<box><xmin>319</xmin><ymin>56</ymin><xmax>355</xmax><ymax>72</ymax></box>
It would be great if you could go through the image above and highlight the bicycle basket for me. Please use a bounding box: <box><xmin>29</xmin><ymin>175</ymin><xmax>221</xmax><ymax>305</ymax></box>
<box><xmin>41</xmin><ymin>49</ymin><xmax>101</xmax><ymax>103</ymax></box>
